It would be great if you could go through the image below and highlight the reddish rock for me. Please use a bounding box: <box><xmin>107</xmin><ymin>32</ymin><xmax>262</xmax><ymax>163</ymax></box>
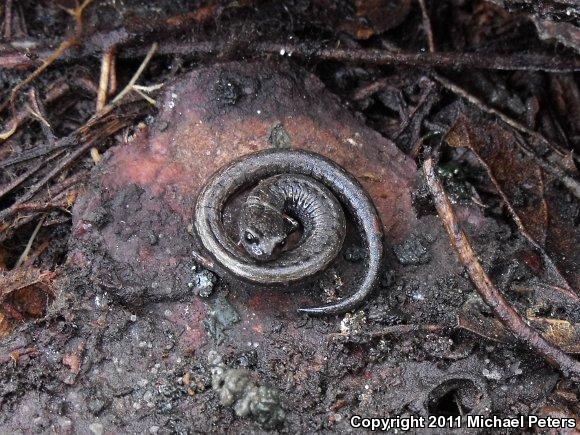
<box><xmin>71</xmin><ymin>61</ymin><xmax>416</xmax><ymax>310</ymax></box>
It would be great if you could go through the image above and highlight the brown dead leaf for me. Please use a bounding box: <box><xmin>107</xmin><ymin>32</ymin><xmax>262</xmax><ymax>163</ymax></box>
<box><xmin>0</xmin><ymin>268</ymin><xmax>56</xmax><ymax>325</ymax></box>
<box><xmin>355</xmin><ymin>0</ymin><xmax>412</xmax><ymax>33</ymax></box>
<box><xmin>528</xmin><ymin>317</ymin><xmax>580</xmax><ymax>354</ymax></box>
<box><xmin>10</xmin><ymin>286</ymin><xmax>49</xmax><ymax>318</ymax></box>
<box><xmin>446</xmin><ymin>116</ymin><xmax>548</xmax><ymax>245</ymax></box>
<box><xmin>0</xmin><ymin>268</ymin><xmax>55</xmax><ymax>299</ymax></box>
<box><xmin>445</xmin><ymin>116</ymin><xmax>579</xmax><ymax>291</ymax></box>
<box><xmin>458</xmin><ymin>296</ymin><xmax>509</xmax><ymax>343</ymax></box>
<box><xmin>165</xmin><ymin>5</ymin><xmax>219</xmax><ymax>27</ymax></box>
<box><xmin>337</xmin><ymin>20</ymin><xmax>375</xmax><ymax>40</ymax></box>
<box><xmin>0</xmin><ymin>313</ymin><xmax>12</xmax><ymax>339</ymax></box>
<box><xmin>459</xmin><ymin>297</ymin><xmax>580</xmax><ymax>354</ymax></box>
<box><xmin>340</xmin><ymin>0</ymin><xmax>411</xmax><ymax>40</ymax></box>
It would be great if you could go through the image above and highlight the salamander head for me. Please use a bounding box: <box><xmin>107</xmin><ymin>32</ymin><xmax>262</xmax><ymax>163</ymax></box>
<box><xmin>239</xmin><ymin>201</ymin><xmax>297</xmax><ymax>261</ymax></box>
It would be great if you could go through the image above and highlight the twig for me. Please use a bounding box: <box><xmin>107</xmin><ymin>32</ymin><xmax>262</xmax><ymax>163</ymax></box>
<box><xmin>11</xmin><ymin>201</ymin><xmax>70</xmax><ymax>215</ymax></box>
<box><xmin>0</xmin><ymin>173</ymin><xmax>87</xmax><ymax>242</ymax></box>
<box><xmin>370</xmin><ymin>323</ymin><xmax>443</xmax><ymax>338</ymax></box>
<box><xmin>109</xmin><ymin>43</ymin><xmax>158</xmax><ymax>107</ymax></box>
<box><xmin>15</xmin><ymin>215</ymin><xmax>45</xmax><ymax>268</ymax></box>
<box><xmin>0</xmin><ymin>151</ymin><xmax>64</xmax><ymax>201</ymax></box>
<box><xmin>108</xmin><ymin>51</ymin><xmax>117</xmax><ymax>95</ymax></box>
<box><xmin>256</xmin><ymin>42</ymin><xmax>580</xmax><ymax>72</ymax></box>
<box><xmin>131</xmin><ymin>84</ymin><xmax>163</xmax><ymax>106</ymax></box>
<box><xmin>94</xmin><ymin>46</ymin><xmax>116</xmax><ymax>161</ymax></box>
<box><xmin>393</xmin><ymin>79</ymin><xmax>438</xmax><ymax>141</ymax></box>
<box><xmin>0</xmin><ymin>47</ymin><xmax>152</xmax><ymax>224</ymax></box>
<box><xmin>423</xmin><ymin>157</ymin><xmax>580</xmax><ymax>379</ymax></box>
<box><xmin>418</xmin><ymin>0</ymin><xmax>436</xmax><ymax>52</ymax></box>
<box><xmin>3</xmin><ymin>0</ymin><xmax>12</xmax><ymax>39</ymax></box>
<box><xmin>327</xmin><ymin>324</ymin><xmax>445</xmax><ymax>342</ymax></box>
<box><xmin>0</xmin><ymin>115</ymin><xmax>129</xmax><ymax>223</ymax></box>
<box><xmin>21</xmin><ymin>240</ymin><xmax>50</xmax><ymax>268</ymax></box>
<box><xmin>0</xmin><ymin>139</ymin><xmax>97</xmax><ymax>218</ymax></box>
<box><xmin>0</xmin><ymin>0</ymin><xmax>94</xmax><ymax>140</ymax></box>
<box><xmin>0</xmin><ymin>130</ymin><xmax>79</xmax><ymax>169</ymax></box>
<box><xmin>122</xmin><ymin>40</ymin><xmax>580</xmax><ymax>73</ymax></box>
<box><xmin>0</xmin><ymin>81</ymin><xmax>71</xmax><ymax>141</ymax></box>
<box><xmin>132</xmin><ymin>88</ymin><xmax>157</xmax><ymax>106</ymax></box>
<box><xmin>96</xmin><ymin>47</ymin><xmax>115</xmax><ymax>112</ymax></box>
<box><xmin>3</xmin><ymin>36</ymin><xmax>580</xmax><ymax>73</ymax></box>
<box><xmin>351</xmin><ymin>77</ymin><xmax>391</xmax><ymax>101</ymax></box>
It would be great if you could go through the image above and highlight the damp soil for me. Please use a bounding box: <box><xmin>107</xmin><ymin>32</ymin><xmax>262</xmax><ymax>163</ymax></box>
<box><xmin>0</xmin><ymin>1</ymin><xmax>579</xmax><ymax>434</ymax></box>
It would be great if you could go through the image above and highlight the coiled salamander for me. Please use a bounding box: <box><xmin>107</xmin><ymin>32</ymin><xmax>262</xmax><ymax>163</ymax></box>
<box><xmin>194</xmin><ymin>149</ymin><xmax>383</xmax><ymax>315</ymax></box>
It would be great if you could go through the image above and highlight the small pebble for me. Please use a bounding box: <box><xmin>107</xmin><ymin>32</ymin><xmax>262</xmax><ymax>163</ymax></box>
<box><xmin>393</xmin><ymin>235</ymin><xmax>431</xmax><ymax>265</ymax></box>
<box><xmin>89</xmin><ymin>423</ymin><xmax>104</xmax><ymax>435</ymax></box>
<box><xmin>344</xmin><ymin>246</ymin><xmax>365</xmax><ymax>262</ymax></box>
<box><xmin>195</xmin><ymin>270</ymin><xmax>217</xmax><ymax>298</ymax></box>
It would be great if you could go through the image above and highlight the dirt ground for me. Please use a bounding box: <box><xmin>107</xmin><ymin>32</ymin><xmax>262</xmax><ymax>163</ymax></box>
<box><xmin>0</xmin><ymin>1</ymin><xmax>579</xmax><ymax>433</ymax></box>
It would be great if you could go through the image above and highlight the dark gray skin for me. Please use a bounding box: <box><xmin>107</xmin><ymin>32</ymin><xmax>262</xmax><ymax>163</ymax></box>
<box><xmin>239</xmin><ymin>174</ymin><xmax>345</xmax><ymax>264</ymax></box>
<box><xmin>194</xmin><ymin>149</ymin><xmax>384</xmax><ymax>315</ymax></box>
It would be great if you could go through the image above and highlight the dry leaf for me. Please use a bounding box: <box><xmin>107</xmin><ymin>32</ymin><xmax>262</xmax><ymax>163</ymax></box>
<box><xmin>445</xmin><ymin>116</ymin><xmax>579</xmax><ymax>291</ymax></box>
<box><xmin>459</xmin><ymin>297</ymin><xmax>580</xmax><ymax>354</ymax></box>
<box><xmin>355</xmin><ymin>0</ymin><xmax>412</xmax><ymax>34</ymax></box>
<box><xmin>0</xmin><ymin>268</ymin><xmax>56</xmax><ymax>324</ymax></box>
<box><xmin>340</xmin><ymin>0</ymin><xmax>412</xmax><ymax>40</ymax></box>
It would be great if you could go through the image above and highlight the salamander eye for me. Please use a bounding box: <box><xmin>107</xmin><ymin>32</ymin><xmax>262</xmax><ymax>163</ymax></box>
<box><xmin>244</xmin><ymin>230</ymin><xmax>258</xmax><ymax>244</ymax></box>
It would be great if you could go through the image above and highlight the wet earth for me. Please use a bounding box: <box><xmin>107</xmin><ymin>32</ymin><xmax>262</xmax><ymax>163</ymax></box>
<box><xmin>0</xmin><ymin>62</ymin><xmax>574</xmax><ymax>433</ymax></box>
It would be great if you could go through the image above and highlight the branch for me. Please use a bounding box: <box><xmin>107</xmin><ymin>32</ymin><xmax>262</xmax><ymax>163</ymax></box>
<box><xmin>257</xmin><ymin>42</ymin><xmax>580</xmax><ymax>72</ymax></box>
<box><xmin>2</xmin><ymin>39</ymin><xmax>579</xmax><ymax>73</ymax></box>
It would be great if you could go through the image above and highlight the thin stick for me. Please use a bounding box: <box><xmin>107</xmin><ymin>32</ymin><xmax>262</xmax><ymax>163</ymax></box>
<box><xmin>1</xmin><ymin>95</ymin><xmax>144</xmax><ymax>228</ymax></box>
<box><xmin>0</xmin><ymin>0</ymin><xmax>94</xmax><ymax>140</ymax></box>
<box><xmin>3</xmin><ymin>0</ymin><xmax>12</xmax><ymax>39</ymax></box>
<box><xmin>109</xmin><ymin>43</ymin><xmax>158</xmax><ymax>106</ymax></box>
<box><xmin>0</xmin><ymin>151</ymin><xmax>64</xmax><ymax>201</ymax></box>
<box><xmin>0</xmin><ymin>112</ymin><xmax>133</xmax><ymax>224</ymax></box>
<box><xmin>3</xmin><ymin>37</ymin><xmax>580</xmax><ymax>73</ymax></box>
<box><xmin>369</xmin><ymin>323</ymin><xmax>443</xmax><ymax>338</ymax></box>
<box><xmin>8</xmin><ymin>0</ymin><xmax>93</xmax><ymax>106</ymax></box>
<box><xmin>328</xmin><ymin>324</ymin><xmax>444</xmax><ymax>341</ymax></box>
<box><xmin>12</xmin><ymin>201</ymin><xmax>70</xmax><ymax>214</ymax></box>
<box><xmin>423</xmin><ymin>157</ymin><xmax>580</xmax><ymax>379</ymax></box>
<box><xmin>132</xmin><ymin>87</ymin><xmax>157</xmax><ymax>105</ymax></box>
<box><xmin>418</xmin><ymin>0</ymin><xmax>436</xmax><ymax>52</ymax></box>
<box><xmin>256</xmin><ymin>42</ymin><xmax>580</xmax><ymax>73</ymax></box>
<box><xmin>108</xmin><ymin>49</ymin><xmax>117</xmax><ymax>95</ymax></box>
<box><xmin>15</xmin><ymin>215</ymin><xmax>45</xmax><ymax>268</ymax></box>
<box><xmin>96</xmin><ymin>47</ymin><xmax>114</xmax><ymax>112</ymax></box>
<box><xmin>0</xmin><ymin>173</ymin><xmax>87</xmax><ymax>242</ymax></box>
